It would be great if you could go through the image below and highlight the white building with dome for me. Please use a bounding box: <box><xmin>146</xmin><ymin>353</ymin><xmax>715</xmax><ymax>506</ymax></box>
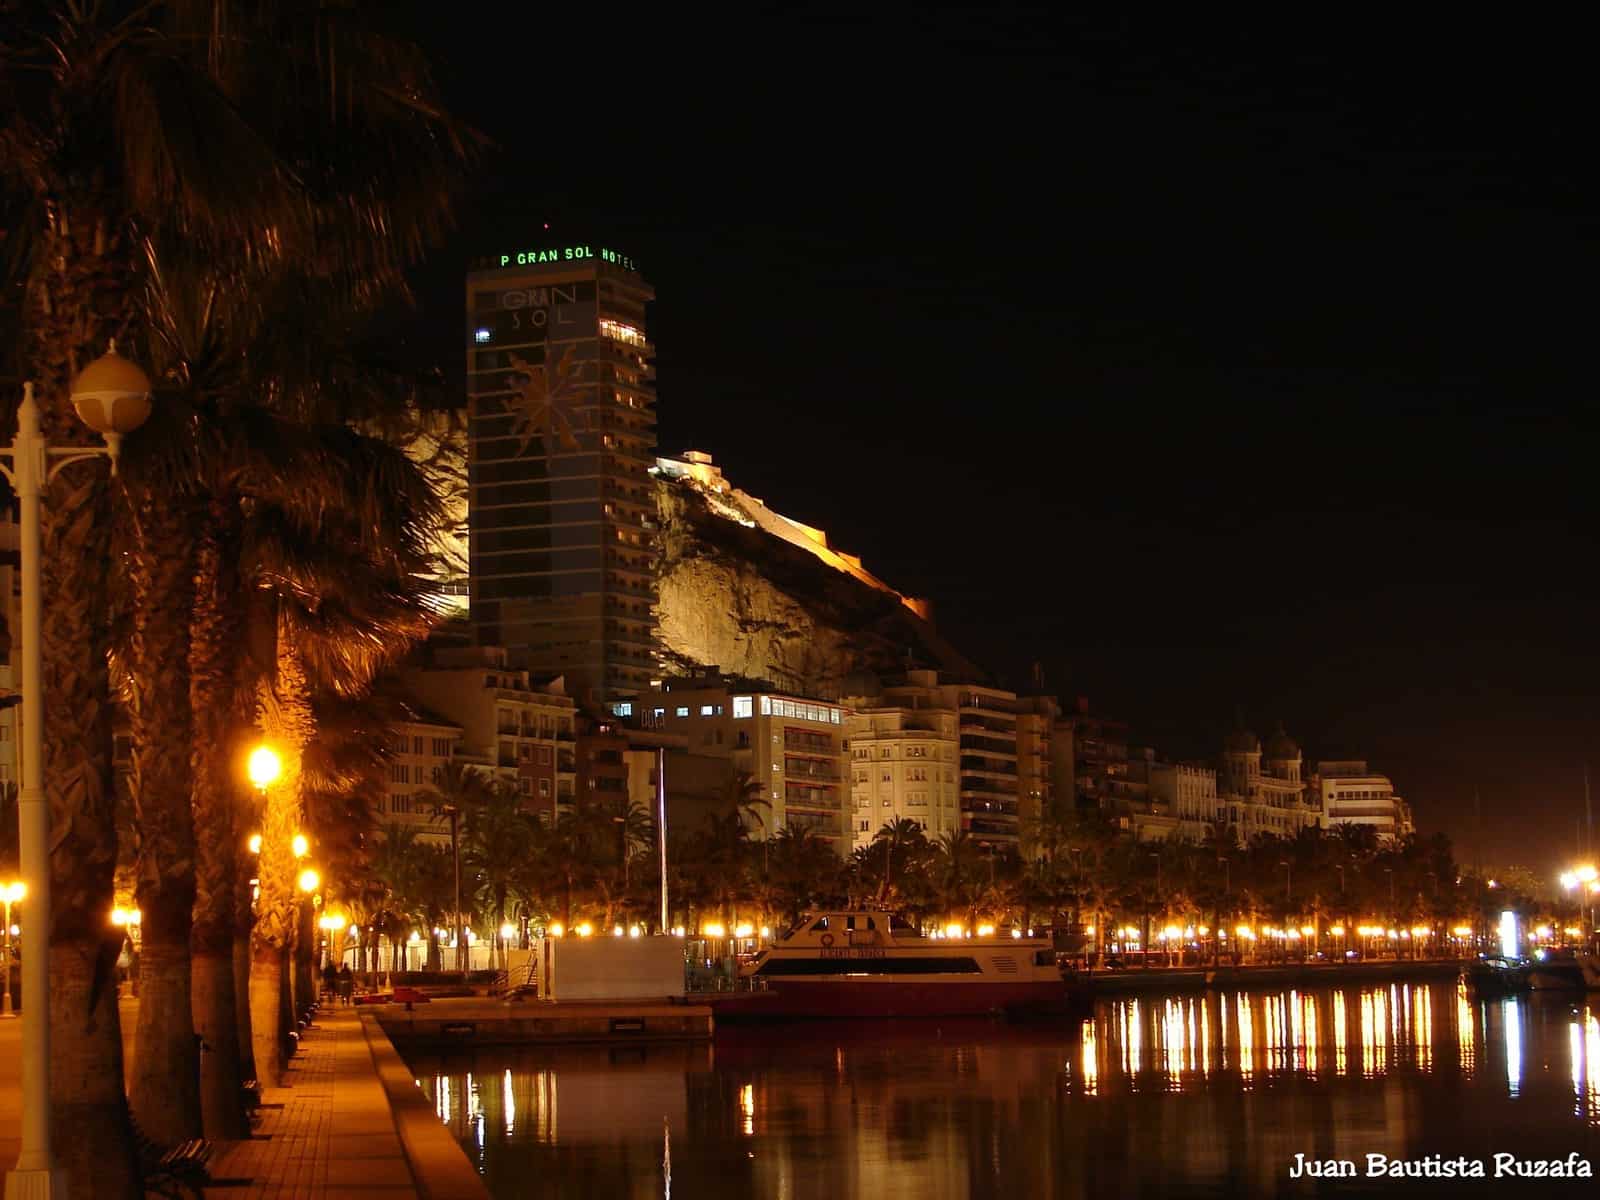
<box><xmin>1217</xmin><ymin>724</ymin><xmax>1321</xmax><ymax>841</ymax></box>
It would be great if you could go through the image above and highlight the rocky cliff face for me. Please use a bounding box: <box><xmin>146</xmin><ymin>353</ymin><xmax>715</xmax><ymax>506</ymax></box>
<box><xmin>655</xmin><ymin>478</ymin><xmax>986</xmax><ymax>697</ymax></box>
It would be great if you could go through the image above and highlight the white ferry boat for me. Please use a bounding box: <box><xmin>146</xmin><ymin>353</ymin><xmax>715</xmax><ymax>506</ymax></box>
<box><xmin>715</xmin><ymin>910</ymin><xmax>1073</xmax><ymax>1019</ymax></box>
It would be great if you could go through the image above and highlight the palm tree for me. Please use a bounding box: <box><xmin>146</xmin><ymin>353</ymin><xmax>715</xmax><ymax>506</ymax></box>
<box><xmin>119</xmin><ymin>445</ymin><xmax>204</xmax><ymax>1143</ymax></box>
<box><xmin>247</xmin><ymin>617</ymin><xmax>315</xmax><ymax>1088</ymax></box>
<box><xmin>187</xmin><ymin>495</ymin><xmax>254</xmax><ymax>1136</ymax></box>
<box><xmin>935</xmin><ymin>830</ymin><xmax>983</xmax><ymax>928</ymax></box>
<box><xmin>871</xmin><ymin>818</ymin><xmax>928</xmax><ymax>908</ymax></box>
<box><xmin>417</xmin><ymin>761</ymin><xmax>498</xmax><ymax>959</ymax></box>
<box><xmin>4</xmin><ymin>4</ymin><xmax>476</xmax><ymax>1181</ymax></box>
<box><xmin>765</xmin><ymin>826</ymin><xmax>838</xmax><ymax>928</ymax></box>
<box><xmin>462</xmin><ymin>782</ymin><xmax>536</xmax><ymax>970</ymax></box>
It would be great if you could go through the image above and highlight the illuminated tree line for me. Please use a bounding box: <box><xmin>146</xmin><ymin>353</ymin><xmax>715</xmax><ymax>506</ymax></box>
<box><xmin>1</xmin><ymin>3</ymin><xmax>476</xmax><ymax>1193</ymax></box>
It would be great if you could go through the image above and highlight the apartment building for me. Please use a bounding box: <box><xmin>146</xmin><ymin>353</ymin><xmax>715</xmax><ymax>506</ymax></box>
<box><xmin>642</xmin><ymin>674</ymin><xmax>849</xmax><ymax>850</ymax></box>
<box><xmin>844</xmin><ymin>700</ymin><xmax>961</xmax><ymax>851</ymax></box>
<box><xmin>842</xmin><ymin>670</ymin><xmax>1058</xmax><ymax>850</ymax></box>
<box><xmin>378</xmin><ymin>711</ymin><xmax>463</xmax><ymax>843</ymax></box>
<box><xmin>1313</xmin><ymin>760</ymin><xmax>1414</xmax><ymax>842</ymax></box>
<box><xmin>400</xmin><ymin>645</ymin><xmax>576</xmax><ymax>824</ymax></box>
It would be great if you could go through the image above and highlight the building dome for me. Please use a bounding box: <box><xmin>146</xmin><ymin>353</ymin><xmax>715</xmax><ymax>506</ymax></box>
<box><xmin>1224</xmin><ymin>727</ymin><xmax>1260</xmax><ymax>754</ymax></box>
<box><xmin>1265</xmin><ymin>724</ymin><xmax>1300</xmax><ymax>761</ymax></box>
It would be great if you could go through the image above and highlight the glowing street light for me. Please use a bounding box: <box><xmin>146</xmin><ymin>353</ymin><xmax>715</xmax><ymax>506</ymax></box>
<box><xmin>247</xmin><ymin>833</ymin><xmax>262</xmax><ymax>855</ymax></box>
<box><xmin>296</xmin><ymin>868</ymin><xmax>321</xmax><ymax>895</ymax></box>
<box><xmin>247</xmin><ymin>745</ymin><xmax>282</xmax><ymax>791</ymax></box>
<box><xmin>291</xmin><ymin>834</ymin><xmax>309</xmax><ymax>860</ymax></box>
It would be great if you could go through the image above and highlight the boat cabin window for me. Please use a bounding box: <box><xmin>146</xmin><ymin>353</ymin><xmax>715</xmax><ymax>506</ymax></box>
<box><xmin>889</xmin><ymin>915</ymin><xmax>916</xmax><ymax>932</ymax></box>
<box><xmin>809</xmin><ymin>917</ymin><xmax>829</xmax><ymax>932</ymax></box>
<box><xmin>865</xmin><ymin>917</ymin><xmax>877</xmax><ymax>931</ymax></box>
<box><xmin>845</xmin><ymin>917</ymin><xmax>855</xmax><ymax>931</ymax></box>
<box><xmin>1034</xmin><ymin>950</ymin><xmax>1055</xmax><ymax>967</ymax></box>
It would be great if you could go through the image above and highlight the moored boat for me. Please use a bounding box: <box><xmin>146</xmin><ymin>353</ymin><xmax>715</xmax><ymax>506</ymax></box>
<box><xmin>709</xmin><ymin>910</ymin><xmax>1075</xmax><ymax>1020</ymax></box>
<box><xmin>1462</xmin><ymin>954</ymin><xmax>1530</xmax><ymax>995</ymax></box>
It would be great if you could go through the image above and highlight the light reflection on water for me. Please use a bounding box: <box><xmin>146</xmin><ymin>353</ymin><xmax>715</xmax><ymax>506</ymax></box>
<box><xmin>414</xmin><ymin>985</ymin><xmax>1600</xmax><ymax>1199</ymax></box>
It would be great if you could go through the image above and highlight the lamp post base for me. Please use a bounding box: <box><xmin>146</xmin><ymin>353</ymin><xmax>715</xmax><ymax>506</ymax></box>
<box><xmin>5</xmin><ymin>1167</ymin><xmax>65</xmax><ymax>1200</ymax></box>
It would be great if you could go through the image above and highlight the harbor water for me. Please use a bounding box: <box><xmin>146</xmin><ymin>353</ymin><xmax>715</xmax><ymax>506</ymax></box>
<box><xmin>412</xmin><ymin>983</ymin><xmax>1600</xmax><ymax>1198</ymax></box>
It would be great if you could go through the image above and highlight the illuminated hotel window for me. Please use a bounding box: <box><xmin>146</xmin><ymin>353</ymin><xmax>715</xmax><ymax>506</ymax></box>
<box><xmin>475</xmin><ymin>327</ymin><xmax>492</xmax><ymax>344</ymax></box>
<box><xmin>675</xmin><ymin>706</ymin><xmax>689</xmax><ymax>718</ymax></box>
<box><xmin>733</xmin><ymin>696</ymin><xmax>753</xmax><ymax>719</ymax></box>
<box><xmin>599</xmin><ymin>318</ymin><xmax>646</xmax><ymax>347</ymax></box>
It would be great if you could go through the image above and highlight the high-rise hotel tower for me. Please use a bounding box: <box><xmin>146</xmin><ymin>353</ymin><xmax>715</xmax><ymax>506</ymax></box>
<box><xmin>465</xmin><ymin>242</ymin><xmax>657</xmax><ymax>704</ymax></box>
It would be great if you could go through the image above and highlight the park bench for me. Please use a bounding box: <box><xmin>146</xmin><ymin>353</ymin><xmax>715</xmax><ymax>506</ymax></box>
<box><xmin>133</xmin><ymin>1122</ymin><xmax>212</xmax><ymax>1200</ymax></box>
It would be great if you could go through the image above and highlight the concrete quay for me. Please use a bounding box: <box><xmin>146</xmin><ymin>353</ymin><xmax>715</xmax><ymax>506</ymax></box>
<box><xmin>372</xmin><ymin>996</ymin><xmax>714</xmax><ymax>1051</ymax></box>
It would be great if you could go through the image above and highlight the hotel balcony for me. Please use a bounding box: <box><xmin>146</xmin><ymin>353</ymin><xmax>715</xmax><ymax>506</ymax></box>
<box><xmin>784</xmin><ymin>761</ymin><xmax>841</xmax><ymax>782</ymax></box>
<box><xmin>960</xmin><ymin>778</ymin><xmax>1016</xmax><ymax>801</ymax></box>
<box><xmin>959</xmin><ymin>756</ymin><xmax>1016</xmax><ymax>776</ymax></box>
<box><xmin>965</xmin><ymin>816</ymin><xmax>1018</xmax><ymax>838</ymax></box>
<box><xmin>783</xmin><ymin>790</ymin><xmax>843</xmax><ymax>813</ymax></box>
<box><xmin>959</xmin><ymin>732</ymin><xmax>1017</xmax><ymax>757</ymax></box>
<box><xmin>783</xmin><ymin>733</ymin><xmax>835</xmax><ymax>755</ymax></box>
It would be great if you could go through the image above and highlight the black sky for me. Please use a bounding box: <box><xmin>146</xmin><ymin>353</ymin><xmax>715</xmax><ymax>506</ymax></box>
<box><xmin>392</xmin><ymin>7</ymin><xmax>1596</xmax><ymax>874</ymax></box>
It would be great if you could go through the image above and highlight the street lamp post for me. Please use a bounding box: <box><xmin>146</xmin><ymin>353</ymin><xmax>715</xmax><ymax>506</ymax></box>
<box><xmin>441</xmin><ymin>804</ymin><xmax>464</xmax><ymax>978</ymax></box>
<box><xmin>1</xmin><ymin>882</ymin><xmax>23</xmax><ymax>1018</ymax></box>
<box><xmin>657</xmin><ymin>747</ymin><xmax>668</xmax><ymax>933</ymax></box>
<box><xmin>3</xmin><ymin>353</ymin><xmax>152</xmax><ymax>1200</ymax></box>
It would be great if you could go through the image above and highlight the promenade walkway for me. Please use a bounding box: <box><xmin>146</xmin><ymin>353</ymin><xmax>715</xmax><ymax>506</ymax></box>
<box><xmin>0</xmin><ymin>1002</ymin><xmax>488</xmax><ymax>1199</ymax></box>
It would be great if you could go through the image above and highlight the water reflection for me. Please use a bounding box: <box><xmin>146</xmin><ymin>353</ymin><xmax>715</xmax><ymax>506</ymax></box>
<box><xmin>415</xmin><ymin>987</ymin><xmax>1600</xmax><ymax>1199</ymax></box>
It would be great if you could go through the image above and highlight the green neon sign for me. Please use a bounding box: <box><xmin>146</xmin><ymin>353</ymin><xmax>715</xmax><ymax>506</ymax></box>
<box><xmin>498</xmin><ymin>245</ymin><xmax>638</xmax><ymax>272</ymax></box>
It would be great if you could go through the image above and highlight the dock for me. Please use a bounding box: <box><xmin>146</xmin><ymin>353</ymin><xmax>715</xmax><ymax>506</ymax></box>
<box><xmin>371</xmin><ymin>997</ymin><xmax>714</xmax><ymax>1049</ymax></box>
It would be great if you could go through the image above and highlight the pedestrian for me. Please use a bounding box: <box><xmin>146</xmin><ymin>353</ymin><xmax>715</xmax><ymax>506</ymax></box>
<box><xmin>337</xmin><ymin>962</ymin><xmax>354</xmax><ymax>1005</ymax></box>
<box><xmin>322</xmin><ymin>958</ymin><xmax>338</xmax><ymax>1004</ymax></box>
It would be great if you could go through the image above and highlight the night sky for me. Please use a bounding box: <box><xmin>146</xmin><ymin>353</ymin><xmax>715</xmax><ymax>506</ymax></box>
<box><xmin>394</xmin><ymin>8</ymin><xmax>1594</xmax><ymax>875</ymax></box>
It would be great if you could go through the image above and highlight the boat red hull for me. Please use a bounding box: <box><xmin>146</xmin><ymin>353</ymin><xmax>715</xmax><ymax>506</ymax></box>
<box><xmin>706</xmin><ymin>979</ymin><xmax>1075</xmax><ymax>1021</ymax></box>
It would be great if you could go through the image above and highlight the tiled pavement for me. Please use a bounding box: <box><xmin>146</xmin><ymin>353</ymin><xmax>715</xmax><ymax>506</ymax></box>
<box><xmin>203</xmin><ymin>1005</ymin><xmax>422</xmax><ymax>1198</ymax></box>
<box><xmin>1</xmin><ymin>1000</ymin><xmax>486</xmax><ymax>1199</ymax></box>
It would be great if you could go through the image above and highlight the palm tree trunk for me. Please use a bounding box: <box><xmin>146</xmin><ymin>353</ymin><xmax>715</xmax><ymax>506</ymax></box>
<box><xmin>127</xmin><ymin>493</ymin><xmax>203</xmax><ymax>1144</ymax></box>
<box><xmin>294</xmin><ymin>900</ymin><xmax>315</xmax><ymax>1021</ymax></box>
<box><xmin>249</xmin><ymin>620</ymin><xmax>314</xmax><ymax>1086</ymax></box>
<box><xmin>30</xmin><ymin>215</ymin><xmax>142</xmax><ymax>1196</ymax></box>
<box><xmin>233</xmin><ymin>865</ymin><xmax>258</xmax><ymax>1082</ymax></box>
<box><xmin>190</xmin><ymin>497</ymin><xmax>251</xmax><ymax>1135</ymax></box>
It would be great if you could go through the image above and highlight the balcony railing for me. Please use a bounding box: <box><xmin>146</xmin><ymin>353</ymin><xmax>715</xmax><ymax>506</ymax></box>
<box><xmin>784</xmin><ymin>763</ymin><xmax>841</xmax><ymax>782</ymax></box>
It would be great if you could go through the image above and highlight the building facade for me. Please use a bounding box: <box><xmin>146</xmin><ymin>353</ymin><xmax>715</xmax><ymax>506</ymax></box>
<box><xmin>465</xmin><ymin>242</ymin><xmax>657</xmax><ymax>705</ymax></box>
<box><xmin>1313</xmin><ymin>760</ymin><xmax>1414</xmax><ymax>842</ymax></box>
<box><xmin>399</xmin><ymin>645</ymin><xmax>577</xmax><ymax>825</ymax></box>
<box><xmin>845</xmin><ymin>701</ymin><xmax>961</xmax><ymax>851</ymax></box>
<box><xmin>1218</xmin><ymin>725</ymin><xmax>1321</xmax><ymax>841</ymax></box>
<box><xmin>644</xmin><ymin>675</ymin><xmax>850</xmax><ymax>850</ymax></box>
<box><xmin>1065</xmin><ymin>702</ymin><xmax>1132</xmax><ymax>813</ymax></box>
<box><xmin>842</xmin><ymin>670</ymin><xmax>1058</xmax><ymax>850</ymax></box>
<box><xmin>378</xmin><ymin>712</ymin><xmax>463</xmax><ymax>843</ymax></box>
<box><xmin>1139</xmin><ymin>762</ymin><xmax>1222</xmax><ymax>842</ymax></box>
